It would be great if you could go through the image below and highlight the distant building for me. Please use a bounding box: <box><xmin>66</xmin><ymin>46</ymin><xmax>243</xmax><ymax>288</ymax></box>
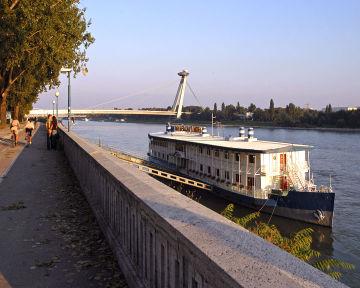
<box><xmin>322</xmin><ymin>106</ymin><xmax>358</xmax><ymax>112</ymax></box>
<box><xmin>234</xmin><ymin>112</ymin><xmax>253</xmax><ymax>120</ymax></box>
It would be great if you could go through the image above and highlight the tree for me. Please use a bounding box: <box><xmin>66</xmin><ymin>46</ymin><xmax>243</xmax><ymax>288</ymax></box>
<box><xmin>269</xmin><ymin>99</ymin><xmax>275</xmax><ymax>121</ymax></box>
<box><xmin>325</xmin><ymin>104</ymin><xmax>332</xmax><ymax>113</ymax></box>
<box><xmin>269</xmin><ymin>99</ymin><xmax>274</xmax><ymax>110</ymax></box>
<box><xmin>221</xmin><ymin>102</ymin><xmax>226</xmax><ymax>112</ymax></box>
<box><xmin>248</xmin><ymin>103</ymin><xmax>256</xmax><ymax>112</ymax></box>
<box><xmin>0</xmin><ymin>0</ymin><xmax>94</xmax><ymax>125</ymax></box>
<box><xmin>213</xmin><ymin>102</ymin><xmax>217</xmax><ymax>114</ymax></box>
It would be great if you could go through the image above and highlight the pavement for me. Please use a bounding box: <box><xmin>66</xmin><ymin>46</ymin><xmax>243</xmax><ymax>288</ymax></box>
<box><xmin>0</xmin><ymin>125</ymin><xmax>127</xmax><ymax>288</ymax></box>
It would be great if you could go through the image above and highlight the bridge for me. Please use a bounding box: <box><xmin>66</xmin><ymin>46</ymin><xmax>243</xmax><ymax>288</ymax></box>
<box><xmin>30</xmin><ymin>70</ymin><xmax>191</xmax><ymax>119</ymax></box>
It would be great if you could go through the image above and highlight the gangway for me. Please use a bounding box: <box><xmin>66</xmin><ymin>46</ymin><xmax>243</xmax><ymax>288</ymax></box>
<box><xmin>109</xmin><ymin>150</ymin><xmax>211</xmax><ymax>191</ymax></box>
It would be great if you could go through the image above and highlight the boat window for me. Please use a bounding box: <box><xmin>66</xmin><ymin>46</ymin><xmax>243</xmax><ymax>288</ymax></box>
<box><xmin>247</xmin><ymin>176</ymin><xmax>254</xmax><ymax>187</ymax></box>
<box><xmin>200</xmin><ymin>164</ymin><xmax>203</xmax><ymax>172</ymax></box>
<box><xmin>175</xmin><ymin>143</ymin><xmax>184</xmax><ymax>152</ymax></box>
<box><xmin>235</xmin><ymin>153</ymin><xmax>240</xmax><ymax>161</ymax></box>
<box><xmin>225</xmin><ymin>171</ymin><xmax>230</xmax><ymax>179</ymax></box>
<box><xmin>249</xmin><ymin>154</ymin><xmax>255</xmax><ymax>164</ymax></box>
<box><xmin>214</xmin><ymin>150</ymin><xmax>219</xmax><ymax>157</ymax></box>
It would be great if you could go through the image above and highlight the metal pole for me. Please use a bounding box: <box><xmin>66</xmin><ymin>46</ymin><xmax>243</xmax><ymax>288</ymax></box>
<box><xmin>52</xmin><ymin>102</ymin><xmax>54</xmax><ymax>116</ymax></box>
<box><xmin>67</xmin><ymin>71</ymin><xmax>71</xmax><ymax>132</ymax></box>
<box><xmin>56</xmin><ymin>97</ymin><xmax>58</xmax><ymax>118</ymax></box>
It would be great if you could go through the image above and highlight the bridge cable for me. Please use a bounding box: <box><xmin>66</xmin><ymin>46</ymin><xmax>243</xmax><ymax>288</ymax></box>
<box><xmin>186</xmin><ymin>82</ymin><xmax>203</xmax><ymax>107</ymax></box>
<box><xmin>86</xmin><ymin>80</ymin><xmax>178</xmax><ymax>109</ymax></box>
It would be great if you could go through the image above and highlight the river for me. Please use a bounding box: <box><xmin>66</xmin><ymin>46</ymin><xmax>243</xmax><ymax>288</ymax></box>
<box><xmin>70</xmin><ymin>120</ymin><xmax>360</xmax><ymax>287</ymax></box>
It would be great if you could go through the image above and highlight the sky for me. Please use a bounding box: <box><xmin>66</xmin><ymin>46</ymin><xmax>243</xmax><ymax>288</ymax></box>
<box><xmin>36</xmin><ymin>0</ymin><xmax>360</xmax><ymax>110</ymax></box>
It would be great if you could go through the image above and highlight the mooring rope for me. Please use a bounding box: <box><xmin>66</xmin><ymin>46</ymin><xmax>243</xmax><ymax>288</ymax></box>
<box><xmin>267</xmin><ymin>196</ymin><xmax>279</xmax><ymax>224</ymax></box>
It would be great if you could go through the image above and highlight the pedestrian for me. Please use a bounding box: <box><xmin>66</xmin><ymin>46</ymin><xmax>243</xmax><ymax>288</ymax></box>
<box><xmin>24</xmin><ymin>118</ymin><xmax>35</xmax><ymax>145</ymax></box>
<box><xmin>46</xmin><ymin>114</ymin><xmax>52</xmax><ymax>150</ymax></box>
<box><xmin>10</xmin><ymin>117</ymin><xmax>20</xmax><ymax>146</ymax></box>
<box><xmin>51</xmin><ymin>115</ymin><xmax>58</xmax><ymax>150</ymax></box>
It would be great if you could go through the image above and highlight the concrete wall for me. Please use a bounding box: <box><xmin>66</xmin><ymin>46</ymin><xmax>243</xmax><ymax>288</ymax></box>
<box><xmin>58</xmin><ymin>128</ymin><xmax>346</xmax><ymax>288</ymax></box>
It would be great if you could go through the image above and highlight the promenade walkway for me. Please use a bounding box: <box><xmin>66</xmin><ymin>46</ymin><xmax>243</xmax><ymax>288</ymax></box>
<box><xmin>0</xmin><ymin>125</ymin><xmax>128</xmax><ymax>288</ymax></box>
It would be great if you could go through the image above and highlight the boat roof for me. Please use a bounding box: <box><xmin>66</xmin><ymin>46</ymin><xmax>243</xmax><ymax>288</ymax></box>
<box><xmin>149</xmin><ymin>132</ymin><xmax>311</xmax><ymax>154</ymax></box>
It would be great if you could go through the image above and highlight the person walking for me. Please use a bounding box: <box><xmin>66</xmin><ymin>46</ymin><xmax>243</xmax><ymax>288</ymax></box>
<box><xmin>24</xmin><ymin>118</ymin><xmax>35</xmax><ymax>145</ymax></box>
<box><xmin>46</xmin><ymin>114</ymin><xmax>52</xmax><ymax>150</ymax></box>
<box><xmin>10</xmin><ymin>117</ymin><xmax>20</xmax><ymax>146</ymax></box>
<box><xmin>51</xmin><ymin>115</ymin><xmax>58</xmax><ymax>150</ymax></box>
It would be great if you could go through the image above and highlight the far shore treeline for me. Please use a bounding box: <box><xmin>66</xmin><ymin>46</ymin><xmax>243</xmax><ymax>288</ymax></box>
<box><xmin>137</xmin><ymin>100</ymin><xmax>360</xmax><ymax>129</ymax></box>
<box><xmin>0</xmin><ymin>0</ymin><xmax>94</xmax><ymax>126</ymax></box>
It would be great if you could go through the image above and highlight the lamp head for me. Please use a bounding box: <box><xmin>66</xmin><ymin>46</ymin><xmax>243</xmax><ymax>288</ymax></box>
<box><xmin>55</xmin><ymin>91</ymin><xmax>60</xmax><ymax>97</ymax></box>
<box><xmin>60</xmin><ymin>67</ymin><xmax>72</xmax><ymax>73</ymax></box>
<box><xmin>82</xmin><ymin>67</ymin><xmax>89</xmax><ymax>76</ymax></box>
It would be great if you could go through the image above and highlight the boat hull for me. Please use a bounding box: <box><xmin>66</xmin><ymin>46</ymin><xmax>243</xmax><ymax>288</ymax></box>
<box><xmin>147</xmin><ymin>156</ymin><xmax>335</xmax><ymax>227</ymax></box>
<box><xmin>212</xmin><ymin>186</ymin><xmax>335</xmax><ymax>227</ymax></box>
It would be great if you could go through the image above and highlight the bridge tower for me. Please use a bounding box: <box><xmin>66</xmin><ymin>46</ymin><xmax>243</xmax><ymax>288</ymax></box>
<box><xmin>172</xmin><ymin>69</ymin><xmax>189</xmax><ymax>119</ymax></box>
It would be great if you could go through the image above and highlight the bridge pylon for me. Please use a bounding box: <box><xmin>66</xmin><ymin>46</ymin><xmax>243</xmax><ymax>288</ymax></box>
<box><xmin>171</xmin><ymin>69</ymin><xmax>189</xmax><ymax>119</ymax></box>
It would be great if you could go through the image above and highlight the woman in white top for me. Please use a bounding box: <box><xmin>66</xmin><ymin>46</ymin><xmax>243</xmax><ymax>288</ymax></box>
<box><xmin>25</xmin><ymin>119</ymin><xmax>35</xmax><ymax>145</ymax></box>
<box><xmin>10</xmin><ymin>117</ymin><xmax>20</xmax><ymax>146</ymax></box>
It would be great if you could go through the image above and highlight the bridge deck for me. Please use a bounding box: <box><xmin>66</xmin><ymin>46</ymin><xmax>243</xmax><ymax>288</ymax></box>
<box><xmin>29</xmin><ymin>109</ymin><xmax>183</xmax><ymax>117</ymax></box>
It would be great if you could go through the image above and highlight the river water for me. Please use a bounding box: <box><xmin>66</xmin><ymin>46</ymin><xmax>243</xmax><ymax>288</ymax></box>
<box><xmin>71</xmin><ymin>120</ymin><xmax>360</xmax><ymax>287</ymax></box>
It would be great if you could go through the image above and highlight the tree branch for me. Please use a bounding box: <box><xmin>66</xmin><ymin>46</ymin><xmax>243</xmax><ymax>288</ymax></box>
<box><xmin>27</xmin><ymin>30</ymin><xmax>41</xmax><ymax>40</ymax></box>
<box><xmin>9</xmin><ymin>0</ymin><xmax>20</xmax><ymax>10</ymax></box>
<box><xmin>10</xmin><ymin>69</ymin><xmax>26</xmax><ymax>85</ymax></box>
<box><xmin>51</xmin><ymin>0</ymin><xmax>63</xmax><ymax>9</ymax></box>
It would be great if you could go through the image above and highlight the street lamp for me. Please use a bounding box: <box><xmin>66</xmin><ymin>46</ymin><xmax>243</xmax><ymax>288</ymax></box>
<box><xmin>60</xmin><ymin>67</ymin><xmax>72</xmax><ymax>132</ymax></box>
<box><xmin>55</xmin><ymin>91</ymin><xmax>59</xmax><ymax>118</ymax></box>
<box><xmin>52</xmin><ymin>100</ymin><xmax>55</xmax><ymax>116</ymax></box>
<box><xmin>60</xmin><ymin>66</ymin><xmax>88</xmax><ymax>132</ymax></box>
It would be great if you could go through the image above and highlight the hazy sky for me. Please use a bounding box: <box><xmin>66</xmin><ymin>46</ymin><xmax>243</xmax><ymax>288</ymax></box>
<box><xmin>36</xmin><ymin>0</ymin><xmax>360</xmax><ymax>110</ymax></box>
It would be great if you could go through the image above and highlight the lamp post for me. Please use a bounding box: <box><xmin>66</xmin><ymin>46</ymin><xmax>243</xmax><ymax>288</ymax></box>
<box><xmin>60</xmin><ymin>67</ymin><xmax>72</xmax><ymax>132</ymax></box>
<box><xmin>55</xmin><ymin>91</ymin><xmax>59</xmax><ymax>118</ymax></box>
<box><xmin>52</xmin><ymin>100</ymin><xmax>55</xmax><ymax>116</ymax></box>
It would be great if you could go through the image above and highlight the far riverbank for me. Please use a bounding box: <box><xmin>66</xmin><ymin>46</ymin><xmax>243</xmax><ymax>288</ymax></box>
<box><xmin>77</xmin><ymin>117</ymin><xmax>360</xmax><ymax>133</ymax></box>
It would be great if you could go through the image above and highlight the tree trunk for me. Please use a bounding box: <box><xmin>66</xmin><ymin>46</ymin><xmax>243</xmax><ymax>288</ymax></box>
<box><xmin>13</xmin><ymin>104</ymin><xmax>20</xmax><ymax>120</ymax></box>
<box><xmin>0</xmin><ymin>95</ymin><xmax>7</xmax><ymax>127</ymax></box>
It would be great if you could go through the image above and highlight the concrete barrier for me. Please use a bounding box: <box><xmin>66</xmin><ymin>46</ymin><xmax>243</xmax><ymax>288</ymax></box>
<box><xmin>59</xmin><ymin>127</ymin><xmax>346</xmax><ymax>288</ymax></box>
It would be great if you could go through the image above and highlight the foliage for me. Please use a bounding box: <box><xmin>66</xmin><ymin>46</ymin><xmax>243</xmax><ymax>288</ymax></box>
<box><xmin>181</xmin><ymin>101</ymin><xmax>360</xmax><ymax>129</ymax></box>
<box><xmin>0</xmin><ymin>0</ymin><xmax>94</xmax><ymax>123</ymax></box>
<box><xmin>220</xmin><ymin>204</ymin><xmax>354</xmax><ymax>279</ymax></box>
<box><xmin>314</xmin><ymin>259</ymin><xmax>355</xmax><ymax>279</ymax></box>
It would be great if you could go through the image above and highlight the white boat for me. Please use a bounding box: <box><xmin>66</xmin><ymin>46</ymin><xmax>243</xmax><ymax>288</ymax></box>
<box><xmin>148</xmin><ymin>124</ymin><xmax>335</xmax><ymax>227</ymax></box>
